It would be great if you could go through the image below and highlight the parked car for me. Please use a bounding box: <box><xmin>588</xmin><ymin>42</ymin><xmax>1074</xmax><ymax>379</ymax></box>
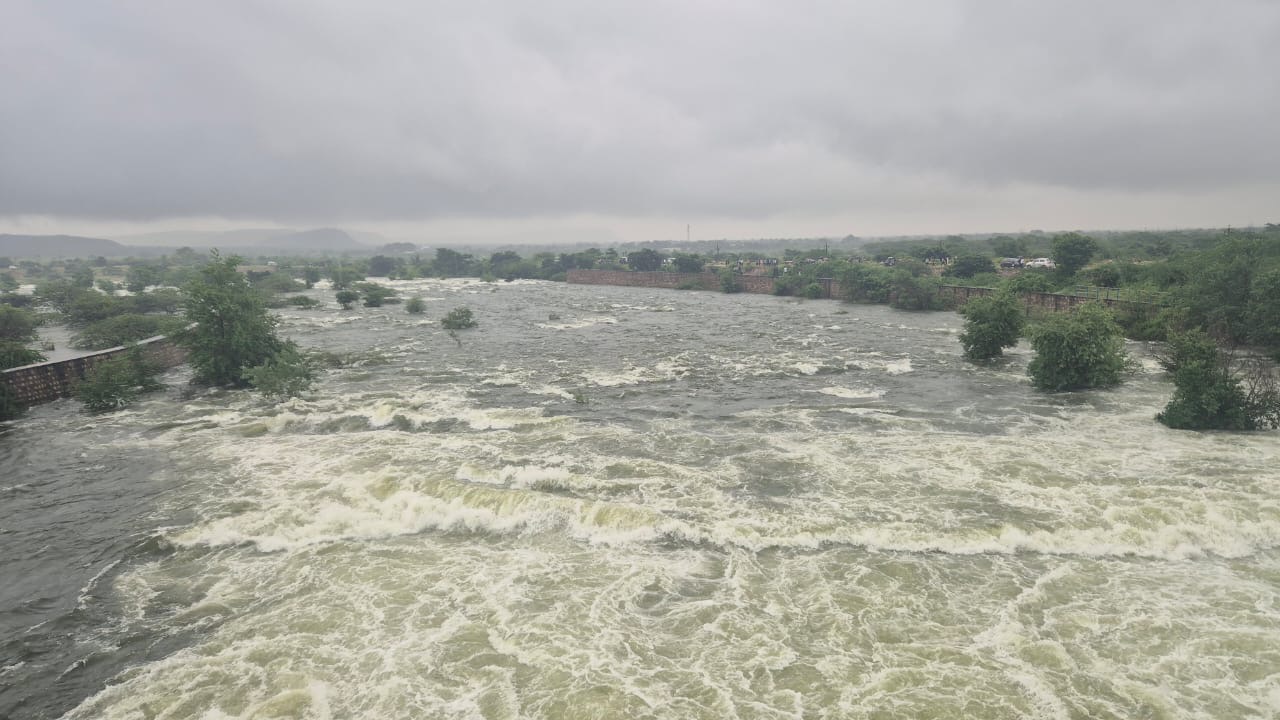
<box><xmin>1027</xmin><ymin>257</ymin><xmax>1056</xmax><ymax>269</ymax></box>
<box><xmin>999</xmin><ymin>257</ymin><xmax>1024</xmax><ymax>268</ymax></box>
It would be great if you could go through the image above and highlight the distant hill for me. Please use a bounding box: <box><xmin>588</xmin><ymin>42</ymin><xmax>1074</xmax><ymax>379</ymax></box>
<box><xmin>111</xmin><ymin>228</ymin><xmax>298</xmax><ymax>247</ymax></box>
<box><xmin>110</xmin><ymin>227</ymin><xmax>368</xmax><ymax>252</ymax></box>
<box><xmin>270</xmin><ymin>228</ymin><xmax>364</xmax><ymax>251</ymax></box>
<box><xmin>0</xmin><ymin>234</ymin><xmax>129</xmax><ymax>258</ymax></box>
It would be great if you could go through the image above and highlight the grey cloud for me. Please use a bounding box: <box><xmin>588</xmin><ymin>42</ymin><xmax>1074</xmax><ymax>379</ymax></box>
<box><xmin>1</xmin><ymin>0</ymin><xmax>1277</xmax><ymax>224</ymax></box>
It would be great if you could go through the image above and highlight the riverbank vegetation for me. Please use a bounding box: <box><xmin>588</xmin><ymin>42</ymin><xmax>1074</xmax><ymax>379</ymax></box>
<box><xmin>1</xmin><ymin>225</ymin><xmax>1277</xmax><ymax>428</ymax></box>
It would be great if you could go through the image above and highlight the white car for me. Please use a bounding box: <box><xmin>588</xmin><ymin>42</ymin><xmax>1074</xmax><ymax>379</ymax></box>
<box><xmin>1026</xmin><ymin>257</ymin><xmax>1056</xmax><ymax>269</ymax></box>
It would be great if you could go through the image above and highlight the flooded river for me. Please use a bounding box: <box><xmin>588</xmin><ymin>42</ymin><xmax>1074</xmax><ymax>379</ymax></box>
<box><xmin>2</xmin><ymin>279</ymin><xmax>1277</xmax><ymax>719</ymax></box>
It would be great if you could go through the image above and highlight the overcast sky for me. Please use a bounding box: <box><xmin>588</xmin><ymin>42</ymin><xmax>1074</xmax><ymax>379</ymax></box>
<box><xmin>2</xmin><ymin>1</ymin><xmax>1277</xmax><ymax>244</ymax></box>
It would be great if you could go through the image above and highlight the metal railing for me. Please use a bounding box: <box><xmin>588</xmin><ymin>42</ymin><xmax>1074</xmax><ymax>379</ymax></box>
<box><xmin>1071</xmin><ymin>286</ymin><xmax>1169</xmax><ymax>305</ymax></box>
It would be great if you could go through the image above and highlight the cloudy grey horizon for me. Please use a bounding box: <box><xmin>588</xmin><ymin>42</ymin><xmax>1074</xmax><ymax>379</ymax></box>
<box><xmin>2</xmin><ymin>1</ymin><xmax>1277</xmax><ymax>245</ymax></box>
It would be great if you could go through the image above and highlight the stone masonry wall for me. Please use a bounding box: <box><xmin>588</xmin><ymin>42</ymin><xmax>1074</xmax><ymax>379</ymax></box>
<box><xmin>2</xmin><ymin>334</ymin><xmax>188</xmax><ymax>406</ymax></box>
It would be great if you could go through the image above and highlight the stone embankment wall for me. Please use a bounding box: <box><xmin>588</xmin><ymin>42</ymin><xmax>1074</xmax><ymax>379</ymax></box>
<box><xmin>2</xmin><ymin>334</ymin><xmax>188</xmax><ymax>406</ymax></box>
<box><xmin>567</xmin><ymin>270</ymin><xmax>1155</xmax><ymax>317</ymax></box>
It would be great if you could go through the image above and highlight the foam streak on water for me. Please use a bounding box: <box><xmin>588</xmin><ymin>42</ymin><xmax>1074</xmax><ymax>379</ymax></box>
<box><xmin>2</xmin><ymin>280</ymin><xmax>1277</xmax><ymax>719</ymax></box>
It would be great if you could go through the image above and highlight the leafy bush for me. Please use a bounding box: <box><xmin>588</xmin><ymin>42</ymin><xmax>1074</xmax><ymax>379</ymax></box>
<box><xmin>0</xmin><ymin>382</ymin><xmax>24</xmax><ymax>420</ymax></box>
<box><xmin>405</xmin><ymin>296</ymin><xmax>426</xmax><ymax>314</ymax></box>
<box><xmin>0</xmin><ymin>305</ymin><xmax>39</xmax><ymax>343</ymax></box>
<box><xmin>1028</xmin><ymin>302</ymin><xmax>1133</xmax><ymax>391</ymax></box>
<box><xmin>1000</xmin><ymin>273</ymin><xmax>1055</xmax><ymax>294</ymax></box>
<box><xmin>959</xmin><ymin>291</ymin><xmax>1024</xmax><ymax>360</ymax></box>
<box><xmin>441</xmin><ymin>307</ymin><xmax>477</xmax><ymax>330</ymax></box>
<box><xmin>72</xmin><ymin>314</ymin><xmax>187</xmax><ymax>350</ymax></box>
<box><xmin>839</xmin><ymin>265</ymin><xmax>892</xmax><ymax>303</ymax></box>
<box><xmin>772</xmin><ymin>274</ymin><xmax>801</xmax><ymax>296</ymax></box>
<box><xmin>335</xmin><ymin>289</ymin><xmax>359</xmax><ymax>309</ymax></box>
<box><xmin>889</xmin><ymin>274</ymin><xmax>943</xmax><ymax>311</ymax></box>
<box><xmin>286</xmin><ymin>295</ymin><xmax>321</xmax><ymax>308</ymax></box>
<box><xmin>801</xmin><ymin>282</ymin><xmax>824</xmax><ymax>299</ymax></box>
<box><xmin>75</xmin><ymin>348</ymin><xmax>163</xmax><ymax>412</ymax></box>
<box><xmin>945</xmin><ymin>254</ymin><xmax>995</xmax><ymax>279</ymax></box>
<box><xmin>719</xmin><ymin>268</ymin><xmax>741</xmax><ymax>294</ymax></box>
<box><xmin>0</xmin><ymin>342</ymin><xmax>43</xmax><ymax>370</ymax></box>
<box><xmin>1156</xmin><ymin>330</ymin><xmax>1280</xmax><ymax>430</ymax></box>
<box><xmin>355</xmin><ymin>282</ymin><xmax>398</xmax><ymax>307</ymax></box>
<box><xmin>242</xmin><ymin>343</ymin><xmax>316</xmax><ymax>400</ymax></box>
<box><xmin>251</xmin><ymin>272</ymin><xmax>303</xmax><ymax>294</ymax></box>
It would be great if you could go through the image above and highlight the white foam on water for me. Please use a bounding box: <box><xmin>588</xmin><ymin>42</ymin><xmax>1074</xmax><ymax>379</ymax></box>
<box><xmin>53</xmin><ymin>282</ymin><xmax>1280</xmax><ymax>720</ymax></box>
<box><xmin>817</xmin><ymin>386</ymin><xmax>885</xmax><ymax>400</ymax></box>
<box><xmin>536</xmin><ymin>315</ymin><xmax>619</xmax><ymax>330</ymax></box>
<box><xmin>883</xmin><ymin>358</ymin><xmax>914</xmax><ymax>375</ymax></box>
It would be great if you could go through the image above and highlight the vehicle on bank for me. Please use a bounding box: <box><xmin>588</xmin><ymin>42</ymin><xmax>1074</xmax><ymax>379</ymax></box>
<box><xmin>1000</xmin><ymin>257</ymin><xmax>1024</xmax><ymax>268</ymax></box>
<box><xmin>1027</xmin><ymin>257</ymin><xmax>1056</xmax><ymax>269</ymax></box>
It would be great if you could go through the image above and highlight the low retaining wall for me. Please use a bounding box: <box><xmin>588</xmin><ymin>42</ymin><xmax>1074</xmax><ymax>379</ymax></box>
<box><xmin>2</xmin><ymin>334</ymin><xmax>188</xmax><ymax>406</ymax></box>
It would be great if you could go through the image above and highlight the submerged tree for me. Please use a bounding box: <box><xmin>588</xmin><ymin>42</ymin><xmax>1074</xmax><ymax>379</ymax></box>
<box><xmin>1156</xmin><ymin>330</ymin><xmax>1280</xmax><ymax>430</ymax></box>
<box><xmin>441</xmin><ymin>307</ymin><xmax>477</xmax><ymax>330</ymax></box>
<box><xmin>959</xmin><ymin>291</ymin><xmax>1024</xmax><ymax>360</ymax></box>
<box><xmin>179</xmin><ymin>253</ymin><xmax>311</xmax><ymax>395</ymax></box>
<box><xmin>1028</xmin><ymin>302</ymin><xmax>1132</xmax><ymax>391</ymax></box>
<box><xmin>75</xmin><ymin>347</ymin><xmax>164</xmax><ymax>412</ymax></box>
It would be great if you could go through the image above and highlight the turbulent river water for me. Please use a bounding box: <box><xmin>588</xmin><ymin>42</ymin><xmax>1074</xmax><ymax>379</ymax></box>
<box><xmin>2</xmin><ymin>278</ymin><xmax>1278</xmax><ymax>719</ymax></box>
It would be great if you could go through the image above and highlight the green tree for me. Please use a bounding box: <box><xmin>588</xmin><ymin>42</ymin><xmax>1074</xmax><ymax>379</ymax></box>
<box><xmin>719</xmin><ymin>268</ymin><xmax>741</xmax><ymax>293</ymax></box>
<box><xmin>72</xmin><ymin>314</ymin><xmax>187</xmax><ymax>350</ymax></box>
<box><xmin>0</xmin><ymin>305</ymin><xmax>39</xmax><ymax>343</ymax></box>
<box><xmin>367</xmin><ymin>255</ymin><xmax>398</xmax><ymax>277</ymax></box>
<box><xmin>889</xmin><ymin>273</ymin><xmax>942</xmax><ymax>311</ymax></box>
<box><xmin>839</xmin><ymin>265</ymin><xmax>892</xmax><ymax>303</ymax></box>
<box><xmin>1159</xmin><ymin>330</ymin><xmax>1280</xmax><ymax>430</ymax></box>
<box><xmin>0</xmin><ymin>343</ymin><xmax>44</xmax><ymax>370</ymax></box>
<box><xmin>335</xmin><ymin>289</ymin><xmax>359</xmax><ymax>309</ymax></box>
<box><xmin>405</xmin><ymin>296</ymin><xmax>426</xmax><ymax>314</ymax></box>
<box><xmin>75</xmin><ymin>348</ymin><xmax>163</xmax><ymax>412</ymax></box>
<box><xmin>355</xmin><ymin>282</ymin><xmax>398</xmax><ymax>307</ymax></box>
<box><xmin>944</xmin><ymin>254</ymin><xmax>994</xmax><ymax>279</ymax></box>
<box><xmin>627</xmin><ymin>249</ymin><xmax>663</xmax><ymax>272</ymax></box>
<box><xmin>0</xmin><ymin>272</ymin><xmax>18</xmax><ymax>292</ymax></box>
<box><xmin>672</xmin><ymin>253</ymin><xmax>705</xmax><ymax>273</ymax></box>
<box><xmin>441</xmin><ymin>307</ymin><xmax>477</xmax><ymax>329</ymax></box>
<box><xmin>434</xmin><ymin>248</ymin><xmax>475</xmax><ymax>277</ymax></box>
<box><xmin>1050</xmin><ymin>232</ymin><xmax>1098</xmax><ymax>277</ymax></box>
<box><xmin>1246</xmin><ymin>269</ymin><xmax>1280</xmax><ymax>354</ymax></box>
<box><xmin>242</xmin><ymin>344</ymin><xmax>315</xmax><ymax>400</ymax></box>
<box><xmin>1028</xmin><ymin>302</ymin><xmax>1132</xmax><ymax>391</ymax></box>
<box><xmin>959</xmin><ymin>291</ymin><xmax>1024</xmax><ymax>360</ymax></box>
<box><xmin>1167</xmin><ymin>235</ymin><xmax>1278</xmax><ymax>347</ymax></box>
<box><xmin>125</xmin><ymin>264</ymin><xmax>163</xmax><ymax>293</ymax></box>
<box><xmin>71</xmin><ymin>266</ymin><xmax>95</xmax><ymax>289</ymax></box>
<box><xmin>991</xmin><ymin>236</ymin><xmax>1028</xmax><ymax>259</ymax></box>
<box><xmin>179</xmin><ymin>253</ymin><xmax>286</xmax><ymax>387</ymax></box>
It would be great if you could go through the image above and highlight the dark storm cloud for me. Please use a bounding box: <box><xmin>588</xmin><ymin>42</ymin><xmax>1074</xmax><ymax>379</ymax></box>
<box><xmin>1</xmin><ymin>0</ymin><xmax>1277</xmax><ymax>223</ymax></box>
